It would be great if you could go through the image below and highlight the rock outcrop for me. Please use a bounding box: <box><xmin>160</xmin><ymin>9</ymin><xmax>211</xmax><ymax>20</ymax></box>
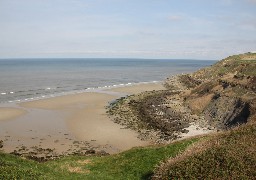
<box><xmin>178</xmin><ymin>53</ymin><xmax>256</xmax><ymax>130</ymax></box>
<box><xmin>108</xmin><ymin>53</ymin><xmax>256</xmax><ymax>143</ymax></box>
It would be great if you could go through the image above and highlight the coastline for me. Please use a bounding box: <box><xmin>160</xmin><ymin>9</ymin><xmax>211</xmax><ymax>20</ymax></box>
<box><xmin>0</xmin><ymin>81</ymin><xmax>165</xmax><ymax>158</ymax></box>
<box><xmin>0</xmin><ymin>54</ymin><xmax>254</xmax><ymax>178</ymax></box>
<box><xmin>0</xmin><ymin>81</ymin><xmax>162</xmax><ymax>105</ymax></box>
<box><xmin>107</xmin><ymin>75</ymin><xmax>215</xmax><ymax>145</ymax></box>
<box><xmin>0</xmin><ymin>76</ymin><xmax>218</xmax><ymax>161</ymax></box>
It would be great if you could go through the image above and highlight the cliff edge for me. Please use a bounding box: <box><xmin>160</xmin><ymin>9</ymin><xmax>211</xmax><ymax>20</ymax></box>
<box><xmin>172</xmin><ymin>52</ymin><xmax>256</xmax><ymax>129</ymax></box>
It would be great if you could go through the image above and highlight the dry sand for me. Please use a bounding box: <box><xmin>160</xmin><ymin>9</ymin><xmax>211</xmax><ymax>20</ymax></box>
<box><xmin>179</xmin><ymin>123</ymin><xmax>214</xmax><ymax>139</ymax></box>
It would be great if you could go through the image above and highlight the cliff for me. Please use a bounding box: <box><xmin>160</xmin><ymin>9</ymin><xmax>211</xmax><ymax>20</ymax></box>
<box><xmin>174</xmin><ymin>53</ymin><xmax>256</xmax><ymax>129</ymax></box>
<box><xmin>151</xmin><ymin>53</ymin><xmax>256</xmax><ymax>179</ymax></box>
<box><xmin>108</xmin><ymin>53</ymin><xmax>256</xmax><ymax>143</ymax></box>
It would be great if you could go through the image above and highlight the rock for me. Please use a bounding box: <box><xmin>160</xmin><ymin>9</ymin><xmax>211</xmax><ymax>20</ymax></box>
<box><xmin>96</xmin><ymin>150</ymin><xmax>110</xmax><ymax>156</ymax></box>
<box><xmin>86</xmin><ymin>149</ymin><xmax>96</xmax><ymax>154</ymax></box>
<box><xmin>203</xmin><ymin>97</ymin><xmax>250</xmax><ymax>129</ymax></box>
<box><xmin>181</xmin><ymin>129</ymin><xmax>189</xmax><ymax>133</ymax></box>
<box><xmin>208</xmin><ymin>127</ymin><xmax>215</xmax><ymax>130</ymax></box>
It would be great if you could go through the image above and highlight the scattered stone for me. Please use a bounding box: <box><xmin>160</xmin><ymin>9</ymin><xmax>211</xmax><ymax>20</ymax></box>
<box><xmin>181</xmin><ymin>129</ymin><xmax>189</xmax><ymax>133</ymax></box>
<box><xmin>86</xmin><ymin>149</ymin><xmax>96</xmax><ymax>154</ymax></box>
<box><xmin>106</xmin><ymin>75</ymin><xmax>215</xmax><ymax>144</ymax></box>
<box><xmin>96</xmin><ymin>150</ymin><xmax>110</xmax><ymax>156</ymax></box>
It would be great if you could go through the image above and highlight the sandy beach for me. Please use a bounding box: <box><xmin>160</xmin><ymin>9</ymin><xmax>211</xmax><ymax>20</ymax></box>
<box><xmin>0</xmin><ymin>108</ymin><xmax>27</xmax><ymax>121</ymax></box>
<box><xmin>0</xmin><ymin>82</ymin><xmax>165</xmax><ymax>155</ymax></box>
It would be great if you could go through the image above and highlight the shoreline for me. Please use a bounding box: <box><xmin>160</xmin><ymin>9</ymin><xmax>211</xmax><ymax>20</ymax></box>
<box><xmin>0</xmin><ymin>81</ymin><xmax>162</xmax><ymax>105</ymax></box>
<box><xmin>0</xmin><ymin>82</ymin><xmax>165</xmax><ymax>159</ymax></box>
<box><xmin>0</xmin><ymin>77</ymin><xmax>217</xmax><ymax>161</ymax></box>
<box><xmin>107</xmin><ymin>75</ymin><xmax>215</xmax><ymax>144</ymax></box>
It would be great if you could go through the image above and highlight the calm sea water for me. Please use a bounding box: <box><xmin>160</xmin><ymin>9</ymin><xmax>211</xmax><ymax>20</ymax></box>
<box><xmin>0</xmin><ymin>58</ymin><xmax>215</xmax><ymax>103</ymax></box>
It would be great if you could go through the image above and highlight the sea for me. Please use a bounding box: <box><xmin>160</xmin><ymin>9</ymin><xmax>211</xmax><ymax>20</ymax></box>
<box><xmin>0</xmin><ymin>58</ymin><xmax>216</xmax><ymax>104</ymax></box>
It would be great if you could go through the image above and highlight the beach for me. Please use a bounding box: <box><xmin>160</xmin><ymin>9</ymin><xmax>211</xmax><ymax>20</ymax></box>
<box><xmin>0</xmin><ymin>82</ymin><xmax>165</xmax><ymax>156</ymax></box>
<box><xmin>0</xmin><ymin>108</ymin><xmax>27</xmax><ymax>121</ymax></box>
<box><xmin>0</xmin><ymin>59</ymin><xmax>214</xmax><ymax>159</ymax></box>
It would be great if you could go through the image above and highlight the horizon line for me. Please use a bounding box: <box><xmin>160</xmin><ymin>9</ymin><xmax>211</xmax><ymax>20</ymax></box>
<box><xmin>0</xmin><ymin>57</ymin><xmax>218</xmax><ymax>61</ymax></box>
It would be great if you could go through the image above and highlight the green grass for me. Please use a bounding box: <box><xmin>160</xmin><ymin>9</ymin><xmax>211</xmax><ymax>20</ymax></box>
<box><xmin>0</xmin><ymin>138</ymin><xmax>197</xmax><ymax>179</ymax></box>
<box><xmin>0</xmin><ymin>153</ymin><xmax>47</xmax><ymax>179</ymax></box>
<box><xmin>193</xmin><ymin>53</ymin><xmax>256</xmax><ymax>79</ymax></box>
<box><xmin>158</xmin><ymin>124</ymin><xmax>256</xmax><ymax>179</ymax></box>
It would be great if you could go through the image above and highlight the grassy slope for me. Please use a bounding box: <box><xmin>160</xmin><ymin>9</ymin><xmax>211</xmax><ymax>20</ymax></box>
<box><xmin>0</xmin><ymin>138</ymin><xmax>197</xmax><ymax>180</ymax></box>
<box><xmin>154</xmin><ymin>123</ymin><xmax>256</xmax><ymax>179</ymax></box>
<box><xmin>153</xmin><ymin>53</ymin><xmax>256</xmax><ymax>179</ymax></box>
<box><xmin>192</xmin><ymin>53</ymin><xmax>256</xmax><ymax>79</ymax></box>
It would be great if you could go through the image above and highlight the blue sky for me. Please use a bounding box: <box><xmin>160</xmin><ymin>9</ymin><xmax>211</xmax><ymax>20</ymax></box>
<box><xmin>0</xmin><ymin>0</ymin><xmax>256</xmax><ymax>59</ymax></box>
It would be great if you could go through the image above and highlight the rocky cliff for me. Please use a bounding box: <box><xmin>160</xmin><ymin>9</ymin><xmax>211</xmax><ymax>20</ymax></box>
<box><xmin>108</xmin><ymin>53</ymin><xmax>256</xmax><ymax>143</ymax></box>
<box><xmin>173</xmin><ymin>53</ymin><xmax>256</xmax><ymax>130</ymax></box>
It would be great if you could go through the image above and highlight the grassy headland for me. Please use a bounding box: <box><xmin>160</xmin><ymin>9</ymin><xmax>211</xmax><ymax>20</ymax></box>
<box><xmin>107</xmin><ymin>52</ymin><xmax>256</xmax><ymax>179</ymax></box>
<box><xmin>152</xmin><ymin>53</ymin><xmax>256</xmax><ymax>179</ymax></box>
<box><xmin>153</xmin><ymin>121</ymin><xmax>256</xmax><ymax>179</ymax></box>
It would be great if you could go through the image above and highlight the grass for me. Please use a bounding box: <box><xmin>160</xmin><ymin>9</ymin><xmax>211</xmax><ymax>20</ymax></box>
<box><xmin>155</xmin><ymin>123</ymin><xmax>256</xmax><ymax>179</ymax></box>
<box><xmin>0</xmin><ymin>153</ymin><xmax>47</xmax><ymax>179</ymax></box>
<box><xmin>0</xmin><ymin>138</ymin><xmax>197</xmax><ymax>179</ymax></box>
<box><xmin>193</xmin><ymin>53</ymin><xmax>256</xmax><ymax>79</ymax></box>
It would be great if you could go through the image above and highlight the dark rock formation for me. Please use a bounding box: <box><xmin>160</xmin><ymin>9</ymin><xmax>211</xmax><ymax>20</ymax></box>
<box><xmin>108</xmin><ymin>53</ymin><xmax>256</xmax><ymax>145</ymax></box>
<box><xmin>203</xmin><ymin>97</ymin><xmax>250</xmax><ymax>129</ymax></box>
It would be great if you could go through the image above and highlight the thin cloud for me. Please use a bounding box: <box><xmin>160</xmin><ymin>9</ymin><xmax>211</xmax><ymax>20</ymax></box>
<box><xmin>168</xmin><ymin>15</ymin><xmax>183</xmax><ymax>21</ymax></box>
<box><xmin>247</xmin><ymin>0</ymin><xmax>256</xmax><ymax>4</ymax></box>
<box><xmin>0</xmin><ymin>0</ymin><xmax>255</xmax><ymax>59</ymax></box>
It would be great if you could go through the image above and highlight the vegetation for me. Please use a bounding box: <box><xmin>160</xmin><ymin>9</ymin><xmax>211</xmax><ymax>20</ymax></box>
<box><xmin>0</xmin><ymin>138</ymin><xmax>197</xmax><ymax>179</ymax></box>
<box><xmin>0</xmin><ymin>153</ymin><xmax>47</xmax><ymax>179</ymax></box>
<box><xmin>2</xmin><ymin>123</ymin><xmax>255</xmax><ymax>179</ymax></box>
<box><xmin>153</xmin><ymin>122</ymin><xmax>256</xmax><ymax>179</ymax></box>
<box><xmin>192</xmin><ymin>53</ymin><xmax>256</xmax><ymax>79</ymax></box>
<box><xmin>152</xmin><ymin>53</ymin><xmax>256</xmax><ymax>179</ymax></box>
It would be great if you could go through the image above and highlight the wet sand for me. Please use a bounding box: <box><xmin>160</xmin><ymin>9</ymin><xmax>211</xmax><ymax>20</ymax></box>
<box><xmin>0</xmin><ymin>82</ymin><xmax>164</xmax><ymax>155</ymax></box>
<box><xmin>0</xmin><ymin>108</ymin><xmax>27</xmax><ymax>121</ymax></box>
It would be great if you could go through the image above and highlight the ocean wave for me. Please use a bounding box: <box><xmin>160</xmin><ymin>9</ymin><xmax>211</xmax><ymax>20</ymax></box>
<box><xmin>0</xmin><ymin>80</ymin><xmax>162</xmax><ymax>104</ymax></box>
<box><xmin>0</xmin><ymin>91</ymin><xmax>15</xmax><ymax>95</ymax></box>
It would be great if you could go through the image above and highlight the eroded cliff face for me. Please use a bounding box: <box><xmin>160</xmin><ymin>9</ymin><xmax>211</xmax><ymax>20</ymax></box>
<box><xmin>202</xmin><ymin>97</ymin><xmax>250</xmax><ymax>129</ymax></box>
<box><xmin>175</xmin><ymin>53</ymin><xmax>256</xmax><ymax>130</ymax></box>
<box><xmin>108</xmin><ymin>53</ymin><xmax>256</xmax><ymax>143</ymax></box>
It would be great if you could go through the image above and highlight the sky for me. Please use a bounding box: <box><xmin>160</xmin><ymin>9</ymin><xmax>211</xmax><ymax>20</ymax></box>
<box><xmin>0</xmin><ymin>0</ymin><xmax>256</xmax><ymax>60</ymax></box>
